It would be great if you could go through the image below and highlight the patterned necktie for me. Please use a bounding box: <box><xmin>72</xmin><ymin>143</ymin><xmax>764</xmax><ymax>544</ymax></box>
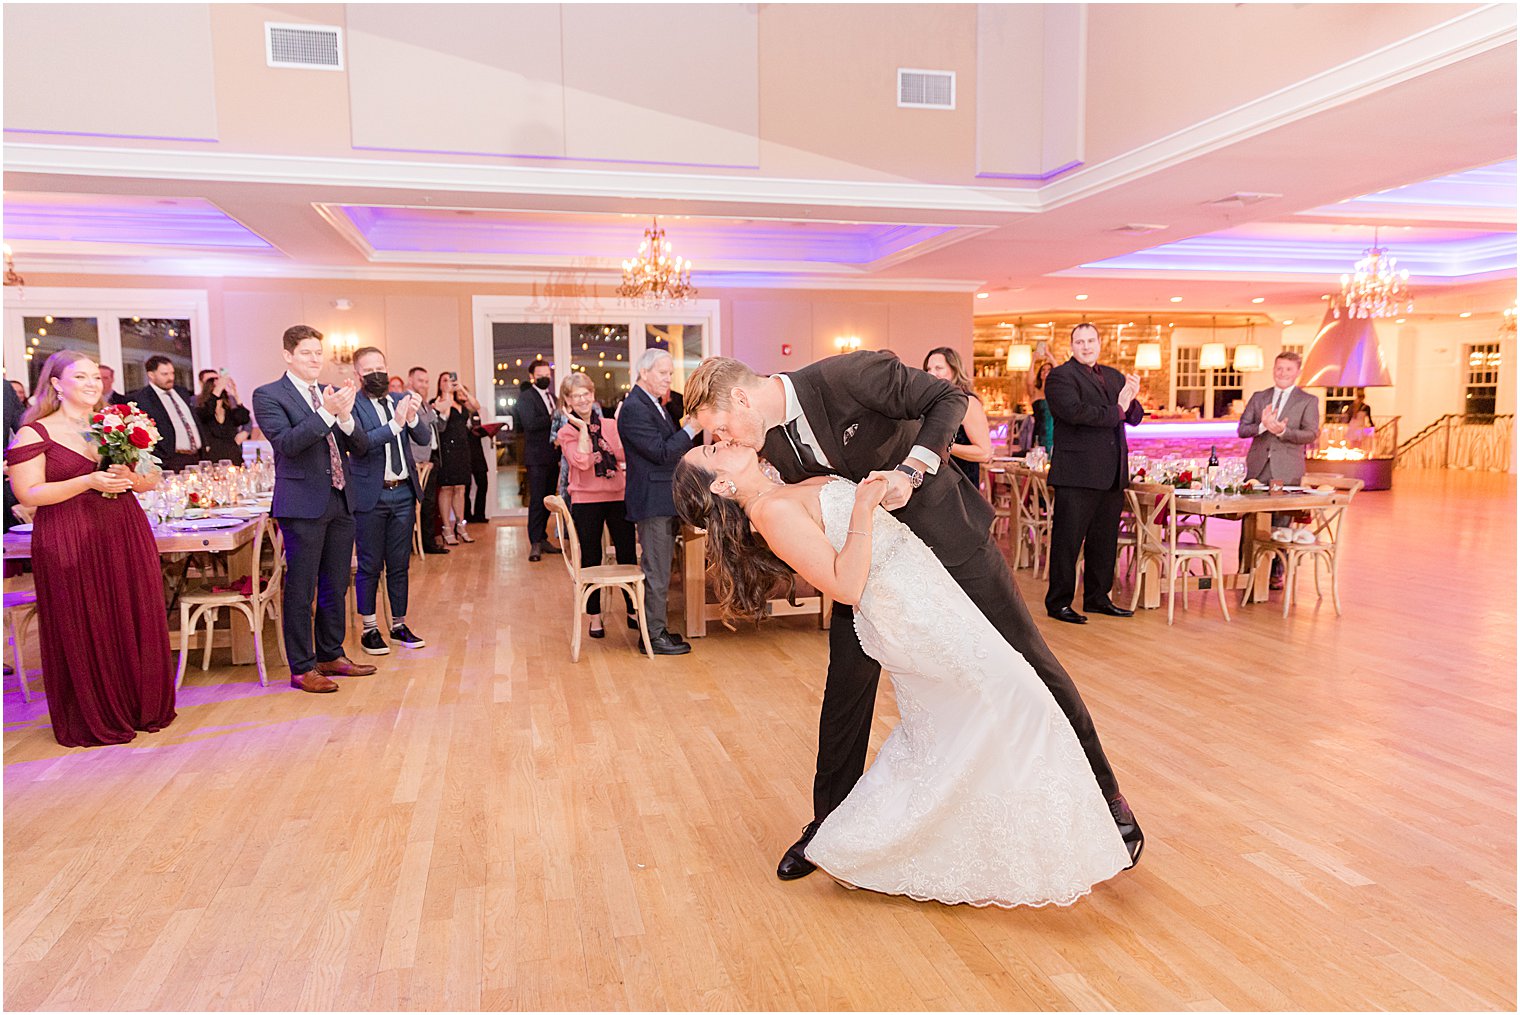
<box><xmin>167</xmin><ymin>389</ymin><xmax>200</xmax><ymax>452</ymax></box>
<box><xmin>1273</xmin><ymin>389</ymin><xmax>1287</xmax><ymax>417</ymax></box>
<box><xmin>783</xmin><ymin>417</ymin><xmax>821</xmax><ymax>471</ymax></box>
<box><xmin>309</xmin><ymin>385</ymin><xmax>346</xmax><ymax>490</ymax></box>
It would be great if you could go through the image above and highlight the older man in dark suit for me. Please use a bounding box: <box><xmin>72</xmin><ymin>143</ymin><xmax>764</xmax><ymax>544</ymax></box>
<box><xmin>619</xmin><ymin>348</ymin><xmax>700</xmax><ymax>657</ymax></box>
<box><xmin>251</xmin><ymin>325</ymin><xmax>376</xmax><ymax>693</ymax></box>
<box><xmin>687</xmin><ymin>349</ymin><xmax>1142</xmax><ymax>881</ymax></box>
<box><xmin>1044</xmin><ymin>323</ymin><xmax>1146</xmax><ymax>625</ymax></box>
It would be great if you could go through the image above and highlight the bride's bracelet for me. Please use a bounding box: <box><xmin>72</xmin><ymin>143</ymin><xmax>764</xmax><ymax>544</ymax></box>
<box><xmin>847</xmin><ymin>528</ymin><xmax>870</xmax><ymax>536</ymax></box>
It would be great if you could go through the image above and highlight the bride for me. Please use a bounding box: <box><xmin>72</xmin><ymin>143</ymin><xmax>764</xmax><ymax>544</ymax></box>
<box><xmin>674</xmin><ymin>442</ymin><xmax>1131</xmax><ymax>908</ymax></box>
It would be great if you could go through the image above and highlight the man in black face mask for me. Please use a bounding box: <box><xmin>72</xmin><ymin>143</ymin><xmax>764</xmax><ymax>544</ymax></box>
<box><xmin>348</xmin><ymin>346</ymin><xmax>433</xmax><ymax>655</ymax></box>
<box><xmin>512</xmin><ymin>357</ymin><xmax>562</xmax><ymax>561</ymax></box>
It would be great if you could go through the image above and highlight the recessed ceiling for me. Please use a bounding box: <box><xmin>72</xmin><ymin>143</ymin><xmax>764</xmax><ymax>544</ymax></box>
<box><xmin>321</xmin><ymin>205</ymin><xmax>972</xmax><ymax>270</ymax></box>
<box><xmin>1069</xmin><ymin>159</ymin><xmax>1516</xmax><ymax>283</ymax></box>
<box><xmin>3</xmin><ymin>192</ymin><xmax>274</xmax><ymax>250</ymax></box>
<box><xmin>1073</xmin><ymin>222</ymin><xmax>1514</xmax><ymax>280</ymax></box>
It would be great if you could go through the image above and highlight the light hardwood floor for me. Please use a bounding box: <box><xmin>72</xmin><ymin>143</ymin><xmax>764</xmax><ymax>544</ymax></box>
<box><xmin>5</xmin><ymin>468</ymin><xmax>1515</xmax><ymax>1011</ymax></box>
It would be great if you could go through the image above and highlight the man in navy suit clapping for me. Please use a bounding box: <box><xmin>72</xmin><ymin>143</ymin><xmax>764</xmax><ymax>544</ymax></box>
<box><xmin>349</xmin><ymin>346</ymin><xmax>431</xmax><ymax>656</ymax></box>
<box><xmin>251</xmin><ymin>325</ymin><xmax>376</xmax><ymax>693</ymax></box>
<box><xmin>618</xmin><ymin>349</ymin><xmax>700</xmax><ymax>656</ymax></box>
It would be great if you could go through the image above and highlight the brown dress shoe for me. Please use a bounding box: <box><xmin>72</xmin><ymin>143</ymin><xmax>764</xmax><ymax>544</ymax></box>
<box><xmin>315</xmin><ymin>656</ymin><xmax>377</xmax><ymax>677</ymax></box>
<box><xmin>291</xmin><ymin>670</ymin><xmax>339</xmax><ymax>693</ymax></box>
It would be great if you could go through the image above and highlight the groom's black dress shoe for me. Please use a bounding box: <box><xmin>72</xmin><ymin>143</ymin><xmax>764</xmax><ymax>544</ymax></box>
<box><xmin>777</xmin><ymin>821</ymin><xmax>821</xmax><ymax>881</ymax></box>
<box><xmin>1084</xmin><ymin>598</ymin><xmax>1135</xmax><ymax>618</ymax></box>
<box><xmin>1048</xmin><ymin>606</ymin><xmax>1088</xmax><ymax>624</ymax></box>
<box><xmin>1109</xmin><ymin>794</ymin><xmax>1144</xmax><ymax>869</ymax></box>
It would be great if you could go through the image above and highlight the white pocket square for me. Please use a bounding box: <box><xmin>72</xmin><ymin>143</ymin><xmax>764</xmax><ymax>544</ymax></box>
<box><xmin>842</xmin><ymin>423</ymin><xmax>859</xmax><ymax>445</ymax></box>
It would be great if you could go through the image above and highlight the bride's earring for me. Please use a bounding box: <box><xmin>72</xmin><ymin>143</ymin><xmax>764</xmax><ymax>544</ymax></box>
<box><xmin>726</xmin><ymin>480</ymin><xmax>738</xmax><ymax>496</ymax></box>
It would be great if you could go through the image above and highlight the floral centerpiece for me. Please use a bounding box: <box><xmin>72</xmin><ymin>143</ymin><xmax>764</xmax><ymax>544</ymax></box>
<box><xmin>87</xmin><ymin>402</ymin><xmax>161</xmax><ymax>498</ymax></box>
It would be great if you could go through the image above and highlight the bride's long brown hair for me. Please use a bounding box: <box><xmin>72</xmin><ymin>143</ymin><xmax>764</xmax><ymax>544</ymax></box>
<box><xmin>673</xmin><ymin>458</ymin><xmax>797</xmax><ymax>625</ymax></box>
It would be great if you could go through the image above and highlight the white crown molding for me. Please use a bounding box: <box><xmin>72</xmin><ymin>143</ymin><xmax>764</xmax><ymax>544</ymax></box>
<box><xmin>1037</xmin><ymin>4</ymin><xmax>1517</xmax><ymax>211</ymax></box>
<box><xmin>4</xmin><ymin>142</ymin><xmax>1044</xmax><ymax>216</ymax></box>
<box><xmin>11</xmin><ymin>251</ymin><xmax>981</xmax><ymax>292</ymax></box>
<box><xmin>13</xmin><ymin>6</ymin><xmax>1501</xmax><ymax>220</ymax></box>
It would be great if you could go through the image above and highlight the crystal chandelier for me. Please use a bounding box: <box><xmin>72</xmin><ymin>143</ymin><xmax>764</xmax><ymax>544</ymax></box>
<box><xmin>1332</xmin><ymin>228</ymin><xmax>1413</xmax><ymax>319</ymax></box>
<box><xmin>618</xmin><ymin>218</ymin><xmax>696</xmax><ymax>304</ymax></box>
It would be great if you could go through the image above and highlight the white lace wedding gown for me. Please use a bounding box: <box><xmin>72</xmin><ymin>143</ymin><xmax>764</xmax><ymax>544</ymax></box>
<box><xmin>804</xmin><ymin>479</ymin><xmax>1131</xmax><ymax>908</ymax></box>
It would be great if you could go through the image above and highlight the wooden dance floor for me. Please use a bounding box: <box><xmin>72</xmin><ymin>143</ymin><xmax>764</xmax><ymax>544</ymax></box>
<box><xmin>4</xmin><ymin>468</ymin><xmax>1514</xmax><ymax>1010</ymax></box>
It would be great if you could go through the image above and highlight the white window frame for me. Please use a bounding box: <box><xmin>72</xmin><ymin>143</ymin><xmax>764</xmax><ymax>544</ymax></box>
<box><xmin>471</xmin><ymin>295</ymin><xmax>722</xmax><ymax>424</ymax></box>
<box><xmin>4</xmin><ymin>286</ymin><xmax>211</xmax><ymax>390</ymax></box>
<box><xmin>1170</xmin><ymin>342</ymin><xmax>1246</xmax><ymax>420</ymax></box>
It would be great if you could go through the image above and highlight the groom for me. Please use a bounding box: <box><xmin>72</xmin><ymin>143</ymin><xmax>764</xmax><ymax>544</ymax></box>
<box><xmin>686</xmin><ymin>351</ymin><xmax>1142</xmax><ymax>879</ymax></box>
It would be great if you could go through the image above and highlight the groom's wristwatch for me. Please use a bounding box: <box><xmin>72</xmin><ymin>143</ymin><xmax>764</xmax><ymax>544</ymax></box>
<box><xmin>894</xmin><ymin>463</ymin><xmax>925</xmax><ymax>488</ymax></box>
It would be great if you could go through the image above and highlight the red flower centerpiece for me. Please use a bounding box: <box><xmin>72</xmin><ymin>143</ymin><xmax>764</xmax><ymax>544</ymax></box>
<box><xmin>86</xmin><ymin>402</ymin><xmax>162</xmax><ymax>498</ymax></box>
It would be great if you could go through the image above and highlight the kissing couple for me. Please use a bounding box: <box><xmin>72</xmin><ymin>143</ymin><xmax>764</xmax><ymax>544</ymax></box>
<box><xmin>673</xmin><ymin>351</ymin><xmax>1143</xmax><ymax>908</ymax></box>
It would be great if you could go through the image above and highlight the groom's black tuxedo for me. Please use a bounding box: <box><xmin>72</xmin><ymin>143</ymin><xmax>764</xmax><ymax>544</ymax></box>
<box><xmin>770</xmin><ymin>351</ymin><xmax>1121</xmax><ymax>824</ymax></box>
<box><xmin>763</xmin><ymin>351</ymin><xmax>992</xmax><ymax>565</ymax></box>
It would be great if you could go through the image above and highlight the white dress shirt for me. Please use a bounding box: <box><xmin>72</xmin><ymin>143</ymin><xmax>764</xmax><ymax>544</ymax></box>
<box><xmin>286</xmin><ymin>371</ymin><xmax>356</xmax><ymax>435</ymax></box>
<box><xmin>1256</xmin><ymin>385</ymin><xmax>1296</xmax><ymax>435</ymax></box>
<box><xmin>777</xmin><ymin>374</ymin><xmax>942</xmax><ymax>474</ymax></box>
<box><xmin>639</xmin><ymin>383</ymin><xmax>699</xmax><ymax>439</ymax></box>
<box><xmin>149</xmin><ymin>382</ymin><xmax>203</xmax><ymax>452</ymax></box>
<box><xmin>370</xmin><ymin>393</ymin><xmax>409</xmax><ymax>483</ymax></box>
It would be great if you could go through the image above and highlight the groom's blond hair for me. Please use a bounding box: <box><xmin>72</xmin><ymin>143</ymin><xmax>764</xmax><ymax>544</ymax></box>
<box><xmin>685</xmin><ymin>357</ymin><xmax>759</xmax><ymax>414</ymax></box>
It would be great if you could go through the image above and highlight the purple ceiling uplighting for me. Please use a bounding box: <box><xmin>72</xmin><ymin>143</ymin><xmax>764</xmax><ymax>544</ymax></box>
<box><xmin>1074</xmin><ymin>223</ymin><xmax>1515</xmax><ymax>279</ymax></box>
<box><xmin>1330</xmin><ymin>159</ymin><xmax>1516</xmax><ymax>211</ymax></box>
<box><xmin>3</xmin><ymin>193</ymin><xmax>274</xmax><ymax>249</ymax></box>
<box><xmin>335</xmin><ymin>206</ymin><xmax>958</xmax><ymax>265</ymax></box>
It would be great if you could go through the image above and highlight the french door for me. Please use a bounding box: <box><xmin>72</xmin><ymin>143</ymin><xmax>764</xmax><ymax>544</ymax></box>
<box><xmin>3</xmin><ymin>287</ymin><xmax>211</xmax><ymax>396</ymax></box>
<box><xmin>471</xmin><ymin>296</ymin><xmax>721</xmax><ymax>515</ymax></box>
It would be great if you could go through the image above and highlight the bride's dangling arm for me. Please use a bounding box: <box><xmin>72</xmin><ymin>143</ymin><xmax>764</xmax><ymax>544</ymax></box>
<box><xmin>750</xmin><ymin>477</ymin><xmax>889</xmax><ymax>607</ymax></box>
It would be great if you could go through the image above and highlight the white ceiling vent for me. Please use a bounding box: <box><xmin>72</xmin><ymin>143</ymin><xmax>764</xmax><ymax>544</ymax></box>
<box><xmin>1207</xmin><ymin>191</ymin><xmax>1282</xmax><ymax>209</ymax></box>
<box><xmin>266</xmin><ymin>23</ymin><xmax>344</xmax><ymax>71</ymax></box>
<box><xmin>898</xmin><ymin>69</ymin><xmax>956</xmax><ymax>110</ymax></box>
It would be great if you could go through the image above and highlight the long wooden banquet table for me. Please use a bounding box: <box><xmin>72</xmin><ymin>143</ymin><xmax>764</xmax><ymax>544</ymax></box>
<box><xmin>991</xmin><ymin>460</ymin><xmax>1337</xmax><ymax>609</ymax></box>
<box><xmin>4</xmin><ymin>510</ymin><xmax>272</xmax><ymax>664</ymax></box>
<box><xmin>680</xmin><ymin>525</ymin><xmax>832</xmax><ymax>638</ymax></box>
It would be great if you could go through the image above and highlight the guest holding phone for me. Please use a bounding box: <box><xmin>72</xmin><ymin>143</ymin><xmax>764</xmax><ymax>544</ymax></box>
<box><xmin>194</xmin><ymin>371</ymin><xmax>251</xmax><ymax>463</ymax></box>
<box><xmin>7</xmin><ymin>350</ymin><xmax>175</xmax><ymax>746</ymax></box>
<box><xmin>432</xmin><ymin>371</ymin><xmax>475</xmax><ymax>544</ymax></box>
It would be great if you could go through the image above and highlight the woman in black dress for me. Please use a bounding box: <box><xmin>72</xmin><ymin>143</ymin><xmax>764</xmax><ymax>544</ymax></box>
<box><xmin>432</xmin><ymin>372</ymin><xmax>476</xmax><ymax>544</ymax></box>
<box><xmin>922</xmin><ymin>347</ymin><xmax>992</xmax><ymax>488</ymax></box>
<box><xmin>193</xmin><ymin>373</ymin><xmax>251</xmax><ymax>463</ymax></box>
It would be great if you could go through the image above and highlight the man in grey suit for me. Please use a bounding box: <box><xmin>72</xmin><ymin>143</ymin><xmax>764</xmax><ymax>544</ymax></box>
<box><xmin>1237</xmin><ymin>350</ymin><xmax>1320</xmax><ymax>588</ymax></box>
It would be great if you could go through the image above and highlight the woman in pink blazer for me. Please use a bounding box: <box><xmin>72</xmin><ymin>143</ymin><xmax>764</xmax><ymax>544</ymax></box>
<box><xmin>557</xmin><ymin>374</ymin><xmax>640</xmax><ymax>638</ymax></box>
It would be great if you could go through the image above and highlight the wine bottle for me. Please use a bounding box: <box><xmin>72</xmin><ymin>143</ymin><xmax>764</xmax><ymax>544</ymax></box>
<box><xmin>1206</xmin><ymin>444</ymin><xmax>1220</xmax><ymax>492</ymax></box>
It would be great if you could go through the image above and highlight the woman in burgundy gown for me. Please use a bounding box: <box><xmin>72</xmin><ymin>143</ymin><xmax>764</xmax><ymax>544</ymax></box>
<box><xmin>7</xmin><ymin>350</ymin><xmax>176</xmax><ymax>747</ymax></box>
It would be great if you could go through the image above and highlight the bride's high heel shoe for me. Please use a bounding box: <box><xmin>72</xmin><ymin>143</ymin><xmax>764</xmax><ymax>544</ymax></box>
<box><xmin>454</xmin><ymin>522</ymin><xmax>474</xmax><ymax>544</ymax></box>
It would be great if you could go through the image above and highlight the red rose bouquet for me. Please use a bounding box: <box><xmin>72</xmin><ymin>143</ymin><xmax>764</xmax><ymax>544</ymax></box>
<box><xmin>87</xmin><ymin>402</ymin><xmax>162</xmax><ymax>498</ymax></box>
